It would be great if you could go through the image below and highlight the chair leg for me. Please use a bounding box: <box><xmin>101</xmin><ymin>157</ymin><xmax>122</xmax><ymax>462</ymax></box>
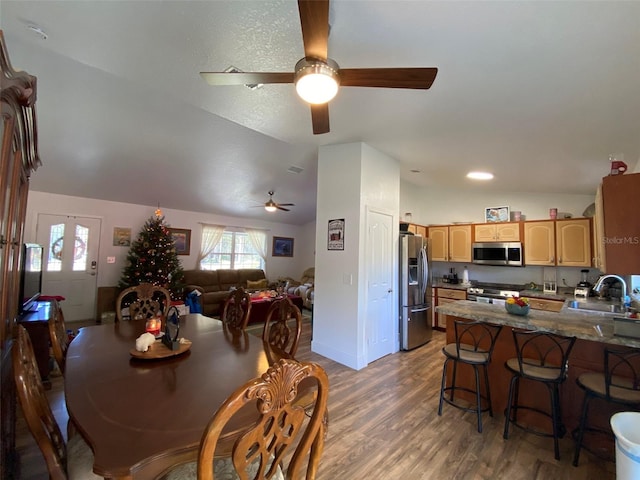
<box><xmin>549</xmin><ymin>383</ymin><xmax>561</xmax><ymax>461</ymax></box>
<box><xmin>450</xmin><ymin>358</ymin><xmax>458</xmax><ymax>402</ymax></box>
<box><xmin>473</xmin><ymin>365</ymin><xmax>483</xmax><ymax>433</ymax></box>
<box><xmin>503</xmin><ymin>374</ymin><xmax>517</xmax><ymax>439</ymax></box>
<box><xmin>572</xmin><ymin>392</ymin><xmax>592</xmax><ymax>467</ymax></box>
<box><xmin>438</xmin><ymin>358</ymin><xmax>450</xmax><ymax>416</ymax></box>
<box><xmin>483</xmin><ymin>364</ymin><xmax>493</xmax><ymax>418</ymax></box>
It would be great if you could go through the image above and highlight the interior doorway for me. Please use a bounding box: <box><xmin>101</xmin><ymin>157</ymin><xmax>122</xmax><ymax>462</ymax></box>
<box><xmin>365</xmin><ymin>207</ymin><xmax>395</xmax><ymax>364</ymax></box>
<box><xmin>35</xmin><ymin>214</ymin><xmax>101</xmax><ymax>322</ymax></box>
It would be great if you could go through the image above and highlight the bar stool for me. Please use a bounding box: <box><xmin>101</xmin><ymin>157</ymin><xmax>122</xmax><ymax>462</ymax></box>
<box><xmin>438</xmin><ymin>319</ymin><xmax>503</xmax><ymax>433</ymax></box>
<box><xmin>503</xmin><ymin>329</ymin><xmax>576</xmax><ymax>460</ymax></box>
<box><xmin>572</xmin><ymin>347</ymin><xmax>640</xmax><ymax>466</ymax></box>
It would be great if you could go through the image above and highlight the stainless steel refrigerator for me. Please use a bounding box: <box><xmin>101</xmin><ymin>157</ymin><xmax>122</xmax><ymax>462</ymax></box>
<box><xmin>399</xmin><ymin>233</ymin><xmax>432</xmax><ymax>350</ymax></box>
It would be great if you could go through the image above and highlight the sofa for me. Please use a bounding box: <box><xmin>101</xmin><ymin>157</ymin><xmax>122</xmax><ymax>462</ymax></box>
<box><xmin>182</xmin><ymin>269</ymin><xmax>268</xmax><ymax>317</ymax></box>
<box><xmin>282</xmin><ymin>267</ymin><xmax>314</xmax><ymax>310</ymax></box>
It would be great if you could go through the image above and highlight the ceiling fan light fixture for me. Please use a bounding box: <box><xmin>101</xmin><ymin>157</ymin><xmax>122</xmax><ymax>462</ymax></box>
<box><xmin>294</xmin><ymin>58</ymin><xmax>340</xmax><ymax>104</ymax></box>
<box><xmin>264</xmin><ymin>200</ymin><xmax>278</xmax><ymax>212</ymax></box>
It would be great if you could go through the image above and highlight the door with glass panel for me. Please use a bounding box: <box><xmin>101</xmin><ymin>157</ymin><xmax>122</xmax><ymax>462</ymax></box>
<box><xmin>36</xmin><ymin>214</ymin><xmax>101</xmax><ymax>321</ymax></box>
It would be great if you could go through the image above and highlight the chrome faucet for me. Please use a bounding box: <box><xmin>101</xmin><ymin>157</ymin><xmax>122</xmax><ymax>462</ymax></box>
<box><xmin>592</xmin><ymin>274</ymin><xmax>628</xmax><ymax>306</ymax></box>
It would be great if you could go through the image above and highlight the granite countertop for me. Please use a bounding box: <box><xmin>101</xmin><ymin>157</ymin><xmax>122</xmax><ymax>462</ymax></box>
<box><xmin>435</xmin><ymin>299</ymin><xmax>640</xmax><ymax>348</ymax></box>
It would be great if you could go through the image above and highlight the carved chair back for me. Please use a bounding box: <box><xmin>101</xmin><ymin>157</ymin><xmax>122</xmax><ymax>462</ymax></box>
<box><xmin>221</xmin><ymin>287</ymin><xmax>252</xmax><ymax>331</ymax></box>
<box><xmin>116</xmin><ymin>283</ymin><xmax>172</xmax><ymax>322</ymax></box>
<box><xmin>262</xmin><ymin>297</ymin><xmax>302</xmax><ymax>359</ymax></box>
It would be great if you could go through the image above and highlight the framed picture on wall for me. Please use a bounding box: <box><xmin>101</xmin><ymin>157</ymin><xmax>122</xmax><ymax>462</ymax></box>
<box><xmin>272</xmin><ymin>236</ymin><xmax>294</xmax><ymax>257</ymax></box>
<box><xmin>328</xmin><ymin>218</ymin><xmax>345</xmax><ymax>250</ymax></box>
<box><xmin>113</xmin><ymin>227</ymin><xmax>131</xmax><ymax>246</ymax></box>
<box><xmin>485</xmin><ymin>206</ymin><xmax>510</xmax><ymax>223</ymax></box>
<box><xmin>168</xmin><ymin>228</ymin><xmax>191</xmax><ymax>255</ymax></box>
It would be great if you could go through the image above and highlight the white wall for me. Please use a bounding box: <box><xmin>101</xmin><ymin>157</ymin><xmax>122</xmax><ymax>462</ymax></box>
<box><xmin>313</xmin><ymin>142</ymin><xmax>399</xmax><ymax>370</ymax></box>
<box><xmin>24</xmin><ymin>191</ymin><xmax>316</xmax><ymax>287</ymax></box>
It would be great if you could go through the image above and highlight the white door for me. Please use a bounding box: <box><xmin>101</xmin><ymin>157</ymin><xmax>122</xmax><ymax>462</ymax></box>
<box><xmin>365</xmin><ymin>208</ymin><xmax>395</xmax><ymax>363</ymax></box>
<box><xmin>36</xmin><ymin>214</ymin><xmax>101</xmax><ymax>322</ymax></box>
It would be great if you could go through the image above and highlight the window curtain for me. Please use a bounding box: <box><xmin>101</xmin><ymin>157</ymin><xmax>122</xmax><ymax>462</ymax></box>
<box><xmin>197</xmin><ymin>224</ymin><xmax>225</xmax><ymax>268</ymax></box>
<box><xmin>245</xmin><ymin>228</ymin><xmax>267</xmax><ymax>265</ymax></box>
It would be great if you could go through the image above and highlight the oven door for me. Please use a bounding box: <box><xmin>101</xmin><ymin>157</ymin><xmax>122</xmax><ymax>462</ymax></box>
<box><xmin>468</xmin><ymin>294</ymin><xmax>493</xmax><ymax>304</ymax></box>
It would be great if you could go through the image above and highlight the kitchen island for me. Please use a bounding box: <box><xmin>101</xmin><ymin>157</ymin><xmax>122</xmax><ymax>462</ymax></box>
<box><xmin>435</xmin><ymin>300</ymin><xmax>638</xmax><ymax>442</ymax></box>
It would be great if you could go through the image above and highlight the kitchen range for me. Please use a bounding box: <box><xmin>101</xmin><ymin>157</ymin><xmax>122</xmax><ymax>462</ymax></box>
<box><xmin>466</xmin><ymin>282</ymin><xmax>527</xmax><ymax>305</ymax></box>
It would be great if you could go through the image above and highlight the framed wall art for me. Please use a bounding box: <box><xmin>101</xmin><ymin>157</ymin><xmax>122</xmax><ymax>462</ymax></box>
<box><xmin>485</xmin><ymin>206</ymin><xmax>510</xmax><ymax>223</ymax></box>
<box><xmin>272</xmin><ymin>236</ymin><xmax>294</xmax><ymax>257</ymax></box>
<box><xmin>168</xmin><ymin>228</ymin><xmax>191</xmax><ymax>255</ymax></box>
<box><xmin>113</xmin><ymin>227</ymin><xmax>131</xmax><ymax>246</ymax></box>
<box><xmin>328</xmin><ymin>218</ymin><xmax>345</xmax><ymax>250</ymax></box>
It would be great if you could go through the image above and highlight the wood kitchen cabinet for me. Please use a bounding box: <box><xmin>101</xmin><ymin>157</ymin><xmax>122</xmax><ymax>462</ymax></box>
<box><xmin>524</xmin><ymin>219</ymin><xmax>592</xmax><ymax>267</ymax></box>
<box><xmin>555</xmin><ymin>218</ymin><xmax>592</xmax><ymax>267</ymax></box>
<box><xmin>599</xmin><ymin>173</ymin><xmax>640</xmax><ymax>274</ymax></box>
<box><xmin>473</xmin><ymin>222</ymin><xmax>521</xmax><ymax>242</ymax></box>
<box><xmin>435</xmin><ymin>287</ymin><xmax>466</xmax><ymax>330</ymax></box>
<box><xmin>407</xmin><ymin>223</ymin><xmax>427</xmax><ymax>237</ymax></box>
<box><xmin>524</xmin><ymin>220</ymin><xmax>556</xmax><ymax>265</ymax></box>
<box><xmin>428</xmin><ymin>225</ymin><xmax>472</xmax><ymax>263</ymax></box>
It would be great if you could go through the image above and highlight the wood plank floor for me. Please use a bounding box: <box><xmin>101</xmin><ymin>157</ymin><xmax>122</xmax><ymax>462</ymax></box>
<box><xmin>16</xmin><ymin>319</ymin><xmax>616</xmax><ymax>479</ymax></box>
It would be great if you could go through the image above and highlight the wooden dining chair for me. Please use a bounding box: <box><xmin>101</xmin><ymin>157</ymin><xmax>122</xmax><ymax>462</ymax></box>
<box><xmin>13</xmin><ymin>325</ymin><xmax>101</xmax><ymax>480</ymax></box>
<box><xmin>262</xmin><ymin>296</ymin><xmax>302</xmax><ymax>360</ymax></box>
<box><xmin>221</xmin><ymin>287</ymin><xmax>252</xmax><ymax>331</ymax></box>
<box><xmin>115</xmin><ymin>282</ymin><xmax>172</xmax><ymax>322</ymax></box>
<box><xmin>48</xmin><ymin>302</ymin><xmax>69</xmax><ymax>375</ymax></box>
<box><xmin>161</xmin><ymin>358</ymin><xmax>329</xmax><ymax>480</ymax></box>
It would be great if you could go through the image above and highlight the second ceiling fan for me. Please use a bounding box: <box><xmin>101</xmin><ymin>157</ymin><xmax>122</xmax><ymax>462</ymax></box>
<box><xmin>200</xmin><ymin>0</ymin><xmax>438</xmax><ymax>135</ymax></box>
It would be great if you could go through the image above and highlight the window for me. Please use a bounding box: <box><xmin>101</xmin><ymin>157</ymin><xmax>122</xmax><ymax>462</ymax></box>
<box><xmin>200</xmin><ymin>231</ymin><xmax>265</xmax><ymax>270</ymax></box>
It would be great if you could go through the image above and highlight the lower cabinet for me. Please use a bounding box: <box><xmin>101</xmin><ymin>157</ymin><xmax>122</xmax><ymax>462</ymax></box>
<box><xmin>434</xmin><ymin>288</ymin><xmax>467</xmax><ymax>330</ymax></box>
<box><xmin>527</xmin><ymin>296</ymin><xmax>564</xmax><ymax>313</ymax></box>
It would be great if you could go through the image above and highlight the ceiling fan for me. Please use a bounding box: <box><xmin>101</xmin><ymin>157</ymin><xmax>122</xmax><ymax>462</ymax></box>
<box><xmin>260</xmin><ymin>191</ymin><xmax>295</xmax><ymax>212</ymax></box>
<box><xmin>200</xmin><ymin>0</ymin><xmax>438</xmax><ymax>135</ymax></box>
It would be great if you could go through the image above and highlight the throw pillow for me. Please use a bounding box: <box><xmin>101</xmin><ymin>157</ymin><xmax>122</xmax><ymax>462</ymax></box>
<box><xmin>247</xmin><ymin>278</ymin><xmax>268</xmax><ymax>289</ymax></box>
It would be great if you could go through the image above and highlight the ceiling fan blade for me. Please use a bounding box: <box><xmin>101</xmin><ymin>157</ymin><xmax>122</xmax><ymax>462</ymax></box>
<box><xmin>277</xmin><ymin>203</ymin><xmax>295</xmax><ymax>207</ymax></box>
<box><xmin>298</xmin><ymin>0</ymin><xmax>329</xmax><ymax>60</ymax></box>
<box><xmin>310</xmin><ymin>103</ymin><xmax>330</xmax><ymax>135</ymax></box>
<box><xmin>276</xmin><ymin>206</ymin><xmax>291</xmax><ymax>212</ymax></box>
<box><xmin>339</xmin><ymin>68</ymin><xmax>438</xmax><ymax>89</ymax></box>
<box><xmin>199</xmin><ymin>72</ymin><xmax>294</xmax><ymax>86</ymax></box>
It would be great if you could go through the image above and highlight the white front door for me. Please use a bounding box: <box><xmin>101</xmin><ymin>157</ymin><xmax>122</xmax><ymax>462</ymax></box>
<box><xmin>36</xmin><ymin>214</ymin><xmax>101</xmax><ymax>322</ymax></box>
<box><xmin>365</xmin><ymin>208</ymin><xmax>395</xmax><ymax>364</ymax></box>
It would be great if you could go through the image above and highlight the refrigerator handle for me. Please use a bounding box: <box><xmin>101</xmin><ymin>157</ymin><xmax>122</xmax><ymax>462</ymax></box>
<box><xmin>418</xmin><ymin>246</ymin><xmax>428</xmax><ymax>300</ymax></box>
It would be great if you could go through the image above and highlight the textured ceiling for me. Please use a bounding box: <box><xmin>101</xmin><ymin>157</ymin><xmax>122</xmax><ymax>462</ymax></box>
<box><xmin>2</xmin><ymin>0</ymin><xmax>639</xmax><ymax>225</ymax></box>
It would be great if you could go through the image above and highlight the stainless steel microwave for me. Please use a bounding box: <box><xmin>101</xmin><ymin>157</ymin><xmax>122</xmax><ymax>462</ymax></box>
<box><xmin>472</xmin><ymin>242</ymin><xmax>523</xmax><ymax>266</ymax></box>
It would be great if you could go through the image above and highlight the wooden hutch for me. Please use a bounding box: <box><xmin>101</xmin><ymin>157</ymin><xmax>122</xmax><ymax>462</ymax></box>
<box><xmin>0</xmin><ymin>30</ymin><xmax>41</xmax><ymax>477</ymax></box>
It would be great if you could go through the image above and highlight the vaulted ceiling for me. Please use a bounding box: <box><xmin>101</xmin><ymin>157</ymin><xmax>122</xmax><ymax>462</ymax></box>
<box><xmin>2</xmin><ymin>0</ymin><xmax>639</xmax><ymax>225</ymax></box>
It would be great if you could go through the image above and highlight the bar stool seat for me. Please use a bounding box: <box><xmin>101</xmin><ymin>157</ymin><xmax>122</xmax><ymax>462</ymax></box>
<box><xmin>438</xmin><ymin>319</ymin><xmax>503</xmax><ymax>433</ymax></box>
<box><xmin>572</xmin><ymin>347</ymin><xmax>640</xmax><ymax>466</ymax></box>
<box><xmin>503</xmin><ymin>329</ymin><xmax>576</xmax><ymax>460</ymax></box>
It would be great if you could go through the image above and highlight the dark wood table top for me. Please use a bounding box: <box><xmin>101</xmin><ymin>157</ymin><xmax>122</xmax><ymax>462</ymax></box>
<box><xmin>65</xmin><ymin>314</ymin><xmax>270</xmax><ymax>479</ymax></box>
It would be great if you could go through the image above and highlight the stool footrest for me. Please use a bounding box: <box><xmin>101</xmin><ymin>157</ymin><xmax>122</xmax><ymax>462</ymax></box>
<box><xmin>505</xmin><ymin>405</ymin><xmax>566</xmax><ymax>439</ymax></box>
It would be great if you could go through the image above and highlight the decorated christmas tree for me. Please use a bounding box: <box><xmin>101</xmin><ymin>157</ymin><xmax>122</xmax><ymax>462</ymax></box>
<box><xmin>119</xmin><ymin>214</ymin><xmax>184</xmax><ymax>299</ymax></box>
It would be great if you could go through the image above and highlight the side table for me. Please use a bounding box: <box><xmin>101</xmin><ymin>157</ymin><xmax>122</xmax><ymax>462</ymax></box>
<box><xmin>17</xmin><ymin>300</ymin><xmax>61</xmax><ymax>389</ymax></box>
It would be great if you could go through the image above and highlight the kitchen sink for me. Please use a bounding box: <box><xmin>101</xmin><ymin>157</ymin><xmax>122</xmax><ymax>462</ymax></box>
<box><xmin>567</xmin><ymin>300</ymin><xmax>624</xmax><ymax>315</ymax></box>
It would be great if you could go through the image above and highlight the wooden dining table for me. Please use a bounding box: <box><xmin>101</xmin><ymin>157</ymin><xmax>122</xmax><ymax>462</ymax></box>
<box><xmin>65</xmin><ymin>314</ymin><xmax>270</xmax><ymax>480</ymax></box>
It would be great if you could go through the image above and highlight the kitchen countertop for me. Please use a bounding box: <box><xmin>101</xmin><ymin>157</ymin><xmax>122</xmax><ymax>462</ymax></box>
<box><xmin>435</xmin><ymin>299</ymin><xmax>640</xmax><ymax>348</ymax></box>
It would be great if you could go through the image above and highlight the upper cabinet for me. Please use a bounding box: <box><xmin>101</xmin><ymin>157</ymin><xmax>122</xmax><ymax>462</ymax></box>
<box><xmin>556</xmin><ymin>218</ymin><xmax>592</xmax><ymax>267</ymax></box>
<box><xmin>593</xmin><ymin>185</ymin><xmax>606</xmax><ymax>272</ymax></box>
<box><xmin>524</xmin><ymin>221</ymin><xmax>556</xmax><ymax>265</ymax></box>
<box><xmin>406</xmin><ymin>223</ymin><xmax>427</xmax><ymax>237</ymax></box>
<box><xmin>599</xmin><ymin>173</ymin><xmax>640</xmax><ymax>274</ymax></box>
<box><xmin>524</xmin><ymin>219</ymin><xmax>592</xmax><ymax>267</ymax></box>
<box><xmin>428</xmin><ymin>225</ymin><xmax>472</xmax><ymax>263</ymax></box>
<box><xmin>473</xmin><ymin>222</ymin><xmax>521</xmax><ymax>242</ymax></box>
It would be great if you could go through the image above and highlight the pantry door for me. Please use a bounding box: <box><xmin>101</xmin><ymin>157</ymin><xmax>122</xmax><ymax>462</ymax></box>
<box><xmin>36</xmin><ymin>214</ymin><xmax>101</xmax><ymax>321</ymax></box>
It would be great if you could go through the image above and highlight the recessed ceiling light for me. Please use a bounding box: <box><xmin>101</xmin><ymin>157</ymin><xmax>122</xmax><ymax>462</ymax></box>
<box><xmin>467</xmin><ymin>171</ymin><xmax>494</xmax><ymax>180</ymax></box>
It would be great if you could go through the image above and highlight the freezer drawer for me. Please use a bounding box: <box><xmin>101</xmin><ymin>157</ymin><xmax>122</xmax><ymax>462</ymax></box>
<box><xmin>401</xmin><ymin>304</ymin><xmax>432</xmax><ymax>350</ymax></box>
